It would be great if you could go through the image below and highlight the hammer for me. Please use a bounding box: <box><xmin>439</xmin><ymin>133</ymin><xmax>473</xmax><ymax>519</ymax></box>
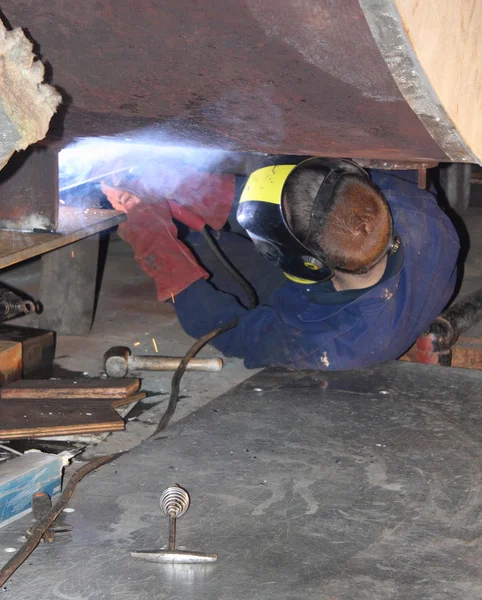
<box><xmin>104</xmin><ymin>346</ymin><xmax>223</xmax><ymax>378</ymax></box>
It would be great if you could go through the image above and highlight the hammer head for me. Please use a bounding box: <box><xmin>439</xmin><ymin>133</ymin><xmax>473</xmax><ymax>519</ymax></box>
<box><xmin>104</xmin><ymin>346</ymin><xmax>131</xmax><ymax>378</ymax></box>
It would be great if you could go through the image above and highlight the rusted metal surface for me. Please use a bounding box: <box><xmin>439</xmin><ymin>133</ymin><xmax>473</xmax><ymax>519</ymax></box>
<box><xmin>353</xmin><ymin>159</ymin><xmax>439</xmax><ymax>170</ymax></box>
<box><xmin>3</xmin><ymin>0</ymin><xmax>448</xmax><ymax>161</ymax></box>
<box><xmin>0</xmin><ymin>147</ymin><xmax>58</xmax><ymax>231</ymax></box>
<box><xmin>417</xmin><ymin>168</ymin><xmax>427</xmax><ymax>189</ymax></box>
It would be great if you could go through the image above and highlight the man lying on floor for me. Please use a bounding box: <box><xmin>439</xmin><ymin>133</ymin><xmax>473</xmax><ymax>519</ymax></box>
<box><xmin>105</xmin><ymin>158</ymin><xmax>460</xmax><ymax>371</ymax></box>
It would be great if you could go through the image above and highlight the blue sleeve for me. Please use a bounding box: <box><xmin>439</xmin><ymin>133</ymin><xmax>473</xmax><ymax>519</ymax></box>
<box><xmin>174</xmin><ymin>279</ymin><xmax>309</xmax><ymax>369</ymax></box>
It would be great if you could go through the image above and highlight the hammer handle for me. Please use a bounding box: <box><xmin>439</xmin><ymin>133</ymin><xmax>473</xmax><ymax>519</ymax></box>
<box><xmin>129</xmin><ymin>356</ymin><xmax>223</xmax><ymax>372</ymax></box>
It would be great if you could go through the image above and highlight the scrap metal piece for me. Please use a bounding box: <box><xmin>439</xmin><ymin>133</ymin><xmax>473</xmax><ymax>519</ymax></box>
<box><xmin>132</xmin><ymin>484</ymin><xmax>218</xmax><ymax>564</ymax></box>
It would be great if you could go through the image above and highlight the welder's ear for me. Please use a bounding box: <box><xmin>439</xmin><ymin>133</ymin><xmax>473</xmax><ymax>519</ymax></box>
<box><xmin>282</xmin><ymin>193</ymin><xmax>292</xmax><ymax>222</ymax></box>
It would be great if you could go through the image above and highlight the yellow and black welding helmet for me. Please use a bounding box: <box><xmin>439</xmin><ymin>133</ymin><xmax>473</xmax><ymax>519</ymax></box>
<box><xmin>237</xmin><ymin>157</ymin><xmax>370</xmax><ymax>283</ymax></box>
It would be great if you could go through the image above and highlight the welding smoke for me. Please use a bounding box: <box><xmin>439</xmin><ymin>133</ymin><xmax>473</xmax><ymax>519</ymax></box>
<box><xmin>58</xmin><ymin>131</ymin><xmax>240</xmax><ymax>206</ymax></box>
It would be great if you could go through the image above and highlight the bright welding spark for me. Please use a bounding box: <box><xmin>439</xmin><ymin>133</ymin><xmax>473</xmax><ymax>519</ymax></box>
<box><xmin>71</xmin><ymin>251</ymin><xmax>75</xmax><ymax>258</ymax></box>
<box><xmin>171</xmin><ymin>292</ymin><xmax>175</xmax><ymax>304</ymax></box>
<box><xmin>58</xmin><ymin>134</ymin><xmax>231</xmax><ymax>200</ymax></box>
<box><xmin>152</xmin><ymin>338</ymin><xmax>159</xmax><ymax>353</ymax></box>
<box><xmin>134</xmin><ymin>342</ymin><xmax>141</xmax><ymax>347</ymax></box>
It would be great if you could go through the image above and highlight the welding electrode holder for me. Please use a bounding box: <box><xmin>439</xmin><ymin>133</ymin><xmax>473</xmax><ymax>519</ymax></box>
<box><xmin>131</xmin><ymin>484</ymin><xmax>218</xmax><ymax>564</ymax></box>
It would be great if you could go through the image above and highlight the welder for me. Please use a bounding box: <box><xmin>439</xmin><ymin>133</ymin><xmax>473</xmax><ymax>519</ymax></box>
<box><xmin>172</xmin><ymin>158</ymin><xmax>460</xmax><ymax>370</ymax></box>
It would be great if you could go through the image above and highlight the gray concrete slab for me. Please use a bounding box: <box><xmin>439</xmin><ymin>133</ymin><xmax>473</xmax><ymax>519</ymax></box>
<box><xmin>2</xmin><ymin>362</ymin><xmax>482</xmax><ymax>599</ymax></box>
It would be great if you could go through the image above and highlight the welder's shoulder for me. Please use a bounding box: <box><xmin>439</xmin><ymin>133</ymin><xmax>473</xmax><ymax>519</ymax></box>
<box><xmin>371</xmin><ymin>171</ymin><xmax>447</xmax><ymax>221</ymax></box>
<box><xmin>372</xmin><ymin>176</ymin><xmax>458</xmax><ymax>249</ymax></box>
<box><xmin>390</xmin><ymin>194</ymin><xmax>459</xmax><ymax>250</ymax></box>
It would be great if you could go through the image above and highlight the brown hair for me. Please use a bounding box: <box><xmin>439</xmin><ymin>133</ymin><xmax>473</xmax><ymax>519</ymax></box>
<box><xmin>284</xmin><ymin>168</ymin><xmax>391</xmax><ymax>273</ymax></box>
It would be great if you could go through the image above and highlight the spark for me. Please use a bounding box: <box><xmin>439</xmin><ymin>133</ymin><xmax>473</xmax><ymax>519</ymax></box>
<box><xmin>134</xmin><ymin>342</ymin><xmax>141</xmax><ymax>347</ymax></box>
<box><xmin>152</xmin><ymin>338</ymin><xmax>159</xmax><ymax>353</ymax></box>
<box><xmin>71</xmin><ymin>251</ymin><xmax>75</xmax><ymax>258</ymax></box>
<box><xmin>171</xmin><ymin>292</ymin><xmax>175</xmax><ymax>304</ymax></box>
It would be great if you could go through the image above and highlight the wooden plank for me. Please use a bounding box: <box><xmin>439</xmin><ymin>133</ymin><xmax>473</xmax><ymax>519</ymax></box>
<box><xmin>37</xmin><ymin>398</ymin><xmax>144</xmax><ymax>442</ymax></box>
<box><xmin>0</xmin><ymin>206</ymin><xmax>125</xmax><ymax>270</ymax></box>
<box><xmin>395</xmin><ymin>0</ymin><xmax>482</xmax><ymax>162</ymax></box>
<box><xmin>0</xmin><ymin>389</ymin><xmax>146</xmax><ymax>407</ymax></box>
<box><xmin>451</xmin><ymin>337</ymin><xmax>482</xmax><ymax>370</ymax></box>
<box><xmin>111</xmin><ymin>391</ymin><xmax>147</xmax><ymax>408</ymax></box>
<box><xmin>0</xmin><ymin>340</ymin><xmax>22</xmax><ymax>385</ymax></box>
<box><xmin>0</xmin><ymin>378</ymin><xmax>141</xmax><ymax>399</ymax></box>
<box><xmin>0</xmin><ymin>399</ymin><xmax>125</xmax><ymax>439</ymax></box>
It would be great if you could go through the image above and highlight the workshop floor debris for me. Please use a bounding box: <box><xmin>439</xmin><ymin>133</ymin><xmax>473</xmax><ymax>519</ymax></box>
<box><xmin>0</xmin><ymin>230</ymin><xmax>255</xmax><ymax>460</ymax></box>
<box><xmin>0</xmin><ymin>378</ymin><xmax>144</xmax><ymax>439</ymax></box>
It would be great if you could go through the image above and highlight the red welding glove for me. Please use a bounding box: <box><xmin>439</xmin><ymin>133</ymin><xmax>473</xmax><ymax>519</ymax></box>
<box><xmin>101</xmin><ymin>169</ymin><xmax>235</xmax><ymax>301</ymax></box>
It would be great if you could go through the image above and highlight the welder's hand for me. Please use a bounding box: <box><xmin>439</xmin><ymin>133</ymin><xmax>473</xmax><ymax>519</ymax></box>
<box><xmin>100</xmin><ymin>181</ymin><xmax>208</xmax><ymax>301</ymax></box>
<box><xmin>101</xmin><ymin>181</ymin><xmax>145</xmax><ymax>211</ymax></box>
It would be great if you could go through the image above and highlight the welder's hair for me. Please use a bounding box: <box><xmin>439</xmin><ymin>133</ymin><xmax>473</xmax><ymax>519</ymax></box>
<box><xmin>284</xmin><ymin>167</ymin><xmax>392</xmax><ymax>273</ymax></box>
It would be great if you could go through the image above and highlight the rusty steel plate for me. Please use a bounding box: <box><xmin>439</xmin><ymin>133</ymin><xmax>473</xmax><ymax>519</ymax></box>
<box><xmin>4</xmin><ymin>0</ymin><xmax>448</xmax><ymax>161</ymax></box>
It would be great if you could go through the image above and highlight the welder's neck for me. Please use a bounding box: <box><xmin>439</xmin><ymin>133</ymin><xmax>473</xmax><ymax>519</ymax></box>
<box><xmin>332</xmin><ymin>255</ymin><xmax>388</xmax><ymax>291</ymax></box>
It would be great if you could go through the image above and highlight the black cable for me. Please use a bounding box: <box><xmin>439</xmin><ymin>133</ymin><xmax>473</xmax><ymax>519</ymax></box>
<box><xmin>200</xmin><ymin>227</ymin><xmax>258</xmax><ymax>309</ymax></box>
<box><xmin>0</xmin><ymin>217</ymin><xmax>258</xmax><ymax>584</ymax></box>
<box><xmin>0</xmin><ymin>453</ymin><xmax>120</xmax><ymax>587</ymax></box>
<box><xmin>150</xmin><ymin>319</ymin><xmax>238</xmax><ymax>439</ymax></box>
<box><xmin>151</xmin><ymin>226</ymin><xmax>258</xmax><ymax>439</ymax></box>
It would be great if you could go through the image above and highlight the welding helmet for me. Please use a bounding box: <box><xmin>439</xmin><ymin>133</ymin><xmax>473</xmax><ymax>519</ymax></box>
<box><xmin>237</xmin><ymin>157</ymin><xmax>399</xmax><ymax>283</ymax></box>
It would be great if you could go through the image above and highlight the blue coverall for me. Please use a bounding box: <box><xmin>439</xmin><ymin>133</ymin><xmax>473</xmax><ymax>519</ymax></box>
<box><xmin>174</xmin><ymin>171</ymin><xmax>460</xmax><ymax>370</ymax></box>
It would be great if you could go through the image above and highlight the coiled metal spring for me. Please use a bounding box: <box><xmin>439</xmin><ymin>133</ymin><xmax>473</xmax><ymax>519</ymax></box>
<box><xmin>131</xmin><ymin>484</ymin><xmax>217</xmax><ymax>563</ymax></box>
<box><xmin>160</xmin><ymin>484</ymin><xmax>190</xmax><ymax>518</ymax></box>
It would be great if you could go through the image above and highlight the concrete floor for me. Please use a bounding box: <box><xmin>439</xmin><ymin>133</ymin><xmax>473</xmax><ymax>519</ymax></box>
<box><xmin>0</xmin><ymin>203</ymin><xmax>482</xmax><ymax>458</ymax></box>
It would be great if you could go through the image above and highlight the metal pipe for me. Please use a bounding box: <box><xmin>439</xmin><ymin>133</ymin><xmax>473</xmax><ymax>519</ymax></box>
<box><xmin>429</xmin><ymin>288</ymin><xmax>482</xmax><ymax>349</ymax></box>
